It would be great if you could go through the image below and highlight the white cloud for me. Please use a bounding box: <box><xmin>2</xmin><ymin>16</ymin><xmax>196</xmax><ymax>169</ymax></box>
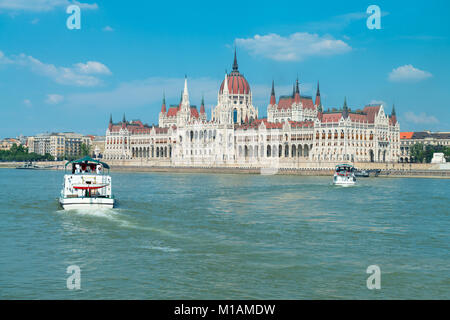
<box><xmin>46</xmin><ymin>94</ymin><xmax>64</xmax><ymax>104</ymax></box>
<box><xmin>388</xmin><ymin>65</ymin><xmax>432</xmax><ymax>82</ymax></box>
<box><xmin>369</xmin><ymin>99</ymin><xmax>387</xmax><ymax>107</ymax></box>
<box><xmin>74</xmin><ymin>61</ymin><xmax>111</xmax><ymax>75</ymax></box>
<box><xmin>0</xmin><ymin>50</ymin><xmax>111</xmax><ymax>86</ymax></box>
<box><xmin>0</xmin><ymin>0</ymin><xmax>98</xmax><ymax>12</ymax></box>
<box><xmin>404</xmin><ymin>112</ymin><xmax>438</xmax><ymax>124</ymax></box>
<box><xmin>63</xmin><ymin>76</ymin><xmax>313</xmax><ymax>115</ymax></box>
<box><xmin>103</xmin><ymin>26</ymin><xmax>114</xmax><ymax>32</ymax></box>
<box><xmin>236</xmin><ymin>32</ymin><xmax>351</xmax><ymax>61</ymax></box>
<box><xmin>66</xmin><ymin>77</ymin><xmax>221</xmax><ymax>110</ymax></box>
<box><xmin>23</xmin><ymin>99</ymin><xmax>32</xmax><ymax>107</ymax></box>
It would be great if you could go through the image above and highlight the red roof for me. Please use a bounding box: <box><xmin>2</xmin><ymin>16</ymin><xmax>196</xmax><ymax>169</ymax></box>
<box><xmin>190</xmin><ymin>107</ymin><xmax>199</xmax><ymax>118</ymax></box>
<box><xmin>362</xmin><ymin>105</ymin><xmax>381</xmax><ymax>123</ymax></box>
<box><xmin>167</xmin><ymin>106</ymin><xmax>178</xmax><ymax>117</ymax></box>
<box><xmin>322</xmin><ymin>113</ymin><xmax>342</xmax><ymax>122</ymax></box>
<box><xmin>400</xmin><ymin>132</ymin><xmax>414</xmax><ymax>139</ymax></box>
<box><xmin>219</xmin><ymin>71</ymin><xmax>250</xmax><ymax>95</ymax></box>
<box><xmin>277</xmin><ymin>96</ymin><xmax>315</xmax><ymax>110</ymax></box>
<box><xmin>348</xmin><ymin>113</ymin><xmax>368</xmax><ymax>122</ymax></box>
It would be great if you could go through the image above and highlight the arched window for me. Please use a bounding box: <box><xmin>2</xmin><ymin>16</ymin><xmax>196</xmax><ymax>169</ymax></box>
<box><xmin>233</xmin><ymin>109</ymin><xmax>238</xmax><ymax>123</ymax></box>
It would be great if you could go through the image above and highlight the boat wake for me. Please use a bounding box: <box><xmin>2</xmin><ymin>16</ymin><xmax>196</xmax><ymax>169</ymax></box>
<box><xmin>140</xmin><ymin>241</ymin><xmax>181</xmax><ymax>253</ymax></box>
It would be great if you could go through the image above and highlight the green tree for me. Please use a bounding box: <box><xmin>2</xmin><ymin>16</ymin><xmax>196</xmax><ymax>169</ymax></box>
<box><xmin>80</xmin><ymin>143</ymin><xmax>91</xmax><ymax>157</ymax></box>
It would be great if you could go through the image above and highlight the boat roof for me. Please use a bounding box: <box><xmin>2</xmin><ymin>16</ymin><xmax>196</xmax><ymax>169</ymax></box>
<box><xmin>65</xmin><ymin>156</ymin><xmax>110</xmax><ymax>169</ymax></box>
<box><xmin>336</xmin><ymin>164</ymin><xmax>354</xmax><ymax>168</ymax></box>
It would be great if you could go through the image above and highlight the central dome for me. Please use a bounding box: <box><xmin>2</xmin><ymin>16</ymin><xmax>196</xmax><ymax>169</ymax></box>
<box><xmin>219</xmin><ymin>51</ymin><xmax>251</xmax><ymax>95</ymax></box>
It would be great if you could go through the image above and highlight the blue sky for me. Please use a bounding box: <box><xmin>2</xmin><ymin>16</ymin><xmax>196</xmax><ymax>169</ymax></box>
<box><xmin>0</xmin><ymin>0</ymin><xmax>449</xmax><ymax>137</ymax></box>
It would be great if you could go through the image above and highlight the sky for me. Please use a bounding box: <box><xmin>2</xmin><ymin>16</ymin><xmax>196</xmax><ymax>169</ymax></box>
<box><xmin>0</xmin><ymin>0</ymin><xmax>449</xmax><ymax>138</ymax></box>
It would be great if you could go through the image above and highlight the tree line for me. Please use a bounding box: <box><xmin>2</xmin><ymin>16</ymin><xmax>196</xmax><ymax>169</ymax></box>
<box><xmin>0</xmin><ymin>144</ymin><xmax>53</xmax><ymax>162</ymax></box>
<box><xmin>409</xmin><ymin>143</ymin><xmax>450</xmax><ymax>163</ymax></box>
<box><xmin>0</xmin><ymin>143</ymin><xmax>91</xmax><ymax>162</ymax></box>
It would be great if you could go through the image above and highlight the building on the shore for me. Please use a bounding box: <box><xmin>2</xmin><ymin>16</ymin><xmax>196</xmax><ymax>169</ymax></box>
<box><xmin>0</xmin><ymin>138</ymin><xmax>21</xmax><ymax>151</ymax></box>
<box><xmin>27</xmin><ymin>132</ymin><xmax>92</xmax><ymax>159</ymax></box>
<box><xmin>104</xmin><ymin>52</ymin><xmax>400</xmax><ymax>165</ymax></box>
<box><xmin>400</xmin><ymin>131</ymin><xmax>450</xmax><ymax>162</ymax></box>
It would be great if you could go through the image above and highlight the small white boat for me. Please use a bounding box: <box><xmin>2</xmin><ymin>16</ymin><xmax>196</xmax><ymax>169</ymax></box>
<box><xmin>333</xmin><ymin>164</ymin><xmax>356</xmax><ymax>186</ymax></box>
<box><xmin>59</xmin><ymin>157</ymin><xmax>115</xmax><ymax>210</ymax></box>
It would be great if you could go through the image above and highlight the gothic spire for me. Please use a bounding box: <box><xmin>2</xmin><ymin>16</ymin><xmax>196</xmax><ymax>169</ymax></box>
<box><xmin>270</xmin><ymin>80</ymin><xmax>276</xmax><ymax>105</ymax></box>
<box><xmin>200</xmin><ymin>95</ymin><xmax>205</xmax><ymax>114</ymax></box>
<box><xmin>122</xmin><ymin>113</ymin><xmax>126</xmax><ymax>123</ymax></box>
<box><xmin>342</xmin><ymin>97</ymin><xmax>349</xmax><ymax>119</ymax></box>
<box><xmin>109</xmin><ymin>113</ymin><xmax>112</xmax><ymax>124</ymax></box>
<box><xmin>232</xmin><ymin>47</ymin><xmax>238</xmax><ymax>72</ymax></box>
<box><xmin>315</xmin><ymin>81</ymin><xmax>321</xmax><ymax>107</ymax></box>
<box><xmin>161</xmin><ymin>92</ymin><xmax>166</xmax><ymax>113</ymax></box>
<box><xmin>391</xmin><ymin>104</ymin><xmax>396</xmax><ymax>116</ymax></box>
<box><xmin>294</xmin><ymin>77</ymin><xmax>301</xmax><ymax>103</ymax></box>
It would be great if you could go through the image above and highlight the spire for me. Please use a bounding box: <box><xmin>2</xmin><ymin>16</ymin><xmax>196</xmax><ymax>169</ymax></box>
<box><xmin>391</xmin><ymin>104</ymin><xmax>397</xmax><ymax>124</ymax></box>
<box><xmin>122</xmin><ymin>113</ymin><xmax>126</xmax><ymax>128</ymax></box>
<box><xmin>223</xmin><ymin>73</ymin><xmax>229</xmax><ymax>94</ymax></box>
<box><xmin>200</xmin><ymin>95</ymin><xmax>205</xmax><ymax>114</ymax></box>
<box><xmin>292</xmin><ymin>83</ymin><xmax>295</xmax><ymax>98</ymax></box>
<box><xmin>342</xmin><ymin>97</ymin><xmax>349</xmax><ymax>119</ymax></box>
<box><xmin>232</xmin><ymin>47</ymin><xmax>238</xmax><ymax>72</ymax></box>
<box><xmin>161</xmin><ymin>92</ymin><xmax>166</xmax><ymax>113</ymax></box>
<box><xmin>182</xmin><ymin>75</ymin><xmax>189</xmax><ymax>106</ymax></box>
<box><xmin>270</xmin><ymin>80</ymin><xmax>276</xmax><ymax>105</ymax></box>
<box><xmin>109</xmin><ymin>113</ymin><xmax>112</xmax><ymax>124</ymax></box>
<box><xmin>294</xmin><ymin>77</ymin><xmax>301</xmax><ymax>103</ymax></box>
<box><xmin>315</xmin><ymin>81</ymin><xmax>321</xmax><ymax>107</ymax></box>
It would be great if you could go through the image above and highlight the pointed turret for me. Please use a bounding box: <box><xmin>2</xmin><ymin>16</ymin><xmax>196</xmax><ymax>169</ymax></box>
<box><xmin>315</xmin><ymin>81</ymin><xmax>321</xmax><ymax>107</ymax></box>
<box><xmin>391</xmin><ymin>104</ymin><xmax>397</xmax><ymax>124</ymax></box>
<box><xmin>294</xmin><ymin>77</ymin><xmax>301</xmax><ymax>103</ymax></box>
<box><xmin>122</xmin><ymin>113</ymin><xmax>127</xmax><ymax>128</ymax></box>
<box><xmin>342</xmin><ymin>97</ymin><xmax>349</xmax><ymax>119</ymax></box>
<box><xmin>292</xmin><ymin>83</ymin><xmax>295</xmax><ymax>98</ymax></box>
<box><xmin>232</xmin><ymin>47</ymin><xmax>239</xmax><ymax>72</ymax></box>
<box><xmin>161</xmin><ymin>93</ymin><xmax>166</xmax><ymax>113</ymax></box>
<box><xmin>223</xmin><ymin>73</ymin><xmax>229</xmax><ymax>94</ymax></box>
<box><xmin>200</xmin><ymin>95</ymin><xmax>205</xmax><ymax>114</ymax></box>
<box><xmin>108</xmin><ymin>114</ymin><xmax>113</xmax><ymax>129</ymax></box>
<box><xmin>270</xmin><ymin>80</ymin><xmax>276</xmax><ymax>105</ymax></box>
<box><xmin>182</xmin><ymin>75</ymin><xmax>189</xmax><ymax>107</ymax></box>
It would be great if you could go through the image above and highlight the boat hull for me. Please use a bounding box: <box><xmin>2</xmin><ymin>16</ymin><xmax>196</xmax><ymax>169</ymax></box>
<box><xmin>333</xmin><ymin>175</ymin><xmax>356</xmax><ymax>186</ymax></box>
<box><xmin>59</xmin><ymin>197</ymin><xmax>114</xmax><ymax>210</ymax></box>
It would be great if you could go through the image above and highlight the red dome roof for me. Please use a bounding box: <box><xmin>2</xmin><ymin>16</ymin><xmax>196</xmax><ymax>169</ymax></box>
<box><xmin>219</xmin><ymin>50</ymin><xmax>250</xmax><ymax>95</ymax></box>
<box><xmin>219</xmin><ymin>71</ymin><xmax>250</xmax><ymax>95</ymax></box>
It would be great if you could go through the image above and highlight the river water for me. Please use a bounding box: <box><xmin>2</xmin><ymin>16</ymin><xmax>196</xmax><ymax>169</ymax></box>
<box><xmin>0</xmin><ymin>168</ymin><xmax>448</xmax><ymax>299</ymax></box>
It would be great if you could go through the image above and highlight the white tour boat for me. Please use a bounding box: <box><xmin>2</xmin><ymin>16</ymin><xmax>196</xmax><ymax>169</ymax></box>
<box><xmin>59</xmin><ymin>156</ymin><xmax>115</xmax><ymax>210</ymax></box>
<box><xmin>333</xmin><ymin>164</ymin><xmax>356</xmax><ymax>186</ymax></box>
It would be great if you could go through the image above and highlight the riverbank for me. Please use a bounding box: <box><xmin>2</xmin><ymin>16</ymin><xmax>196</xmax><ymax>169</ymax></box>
<box><xmin>1</xmin><ymin>161</ymin><xmax>449</xmax><ymax>178</ymax></box>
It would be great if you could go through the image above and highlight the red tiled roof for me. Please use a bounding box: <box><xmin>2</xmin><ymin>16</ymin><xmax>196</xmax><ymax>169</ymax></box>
<box><xmin>190</xmin><ymin>107</ymin><xmax>199</xmax><ymax>118</ymax></box>
<box><xmin>400</xmin><ymin>132</ymin><xmax>414</xmax><ymax>139</ymax></box>
<box><xmin>277</xmin><ymin>96</ymin><xmax>315</xmax><ymax>110</ymax></box>
<box><xmin>363</xmin><ymin>105</ymin><xmax>381</xmax><ymax>123</ymax></box>
<box><xmin>167</xmin><ymin>106</ymin><xmax>178</xmax><ymax>117</ymax></box>
<box><xmin>348</xmin><ymin>113</ymin><xmax>367</xmax><ymax>122</ymax></box>
<box><xmin>219</xmin><ymin>71</ymin><xmax>250</xmax><ymax>95</ymax></box>
<box><xmin>322</xmin><ymin>113</ymin><xmax>342</xmax><ymax>122</ymax></box>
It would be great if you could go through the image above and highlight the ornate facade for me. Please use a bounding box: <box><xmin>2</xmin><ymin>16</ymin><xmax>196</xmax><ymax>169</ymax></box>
<box><xmin>104</xmin><ymin>53</ymin><xmax>400</xmax><ymax>165</ymax></box>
